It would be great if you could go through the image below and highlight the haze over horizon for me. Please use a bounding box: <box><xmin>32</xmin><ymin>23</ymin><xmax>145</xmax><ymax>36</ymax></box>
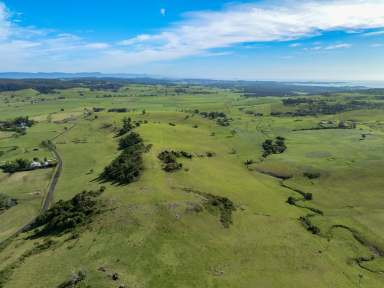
<box><xmin>0</xmin><ymin>0</ymin><xmax>384</xmax><ymax>81</ymax></box>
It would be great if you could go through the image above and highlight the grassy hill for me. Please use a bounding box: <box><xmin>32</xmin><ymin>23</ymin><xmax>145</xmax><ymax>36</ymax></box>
<box><xmin>0</xmin><ymin>84</ymin><xmax>384</xmax><ymax>287</ymax></box>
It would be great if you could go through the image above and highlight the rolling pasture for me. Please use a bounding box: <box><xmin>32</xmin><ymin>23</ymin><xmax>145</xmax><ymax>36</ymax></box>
<box><xmin>0</xmin><ymin>84</ymin><xmax>384</xmax><ymax>287</ymax></box>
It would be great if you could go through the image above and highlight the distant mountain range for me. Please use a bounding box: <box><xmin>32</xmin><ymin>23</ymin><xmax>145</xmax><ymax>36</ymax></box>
<box><xmin>0</xmin><ymin>72</ymin><xmax>163</xmax><ymax>79</ymax></box>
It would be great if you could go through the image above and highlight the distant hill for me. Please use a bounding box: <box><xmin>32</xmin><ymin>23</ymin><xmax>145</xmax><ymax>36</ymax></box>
<box><xmin>0</xmin><ymin>72</ymin><xmax>159</xmax><ymax>79</ymax></box>
<box><xmin>0</xmin><ymin>73</ymin><xmax>371</xmax><ymax>96</ymax></box>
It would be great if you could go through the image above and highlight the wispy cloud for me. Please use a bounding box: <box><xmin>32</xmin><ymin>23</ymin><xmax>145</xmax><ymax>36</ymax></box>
<box><xmin>0</xmin><ymin>0</ymin><xmax>383</xmax><ymax>71</ymax></box>
<box><xmin>363</xmin><ymin>30</ymin><xmax>384</xmax><ymax>36</ymax></box>
<box><xmin>304</xmin><ymin>43</ymin><xmax>352</xmax><ymax>51</ymax></box>
<box><xmin>324</xmin><ymin>43</ymin><xmax>351</xmax><ymax>50</ymax></box>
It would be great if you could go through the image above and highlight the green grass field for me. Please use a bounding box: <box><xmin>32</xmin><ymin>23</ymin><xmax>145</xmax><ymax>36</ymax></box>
<box><xmin>0</xmin><ymin>85</ymin><xmax>384</xmax><ymax>287</ymax></box>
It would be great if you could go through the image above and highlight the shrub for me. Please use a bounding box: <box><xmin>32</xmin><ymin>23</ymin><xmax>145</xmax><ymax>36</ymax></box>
<box><xmin>108</xmin><ymin>108</ymin><xmax>128</xmax><ymax>113</ymax></box>
<box><xmin>287</xmin><ymin>196</ymin><xmax>296</xmax><ymax>205</ymax></box>
<box><xmin>0</xmin><ymin>194</ymin><xmax>18</xmax><ymax>213</ymax></box>
<box><xmin>303</xmin><ymin>172</ymin><xmax>320</xmax><ymax>179</ymax></box>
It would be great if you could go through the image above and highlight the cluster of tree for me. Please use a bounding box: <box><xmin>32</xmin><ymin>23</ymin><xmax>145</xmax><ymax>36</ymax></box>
<box><xmin>107</xmin><ymin>108</ymin><xmax>128</xmax><ymax>113</ymax></box>
<box><xmin>27</xmin><ymin>188</ymin><xmax>105</xmax><ymax>237</ymax></box>
<box><xmin>0</xmin><ymin>157</ymin><xmax>55</xmax><ymax>173</ymax></box>
<box><xmin>262</xmin><ymin>136</ymin><xmax>286</xmax><ymax>157</ymax></box>
<box><xmin>0</xmin><ymin>193</ymin><xmax>18</xmax><ymax>214</ymax></box>
<box><xmin>0</xmin><ymin>116</ymin><xmax>35</xmax><ymax>133</ymax></box>
<box><xmin>196</xmin><ymin>110</ymin><xmax>231</xmax><ymax>126</ymax></box>
<box><xmin>99</xmin><ymin>119</ymin><xmax>146</xmax><ymax>185</ymax></box>
<box><xmin>274</xmin><ymin>100</ymin><xmax>384</xmax><ymax>117</ymax></box>
<box><xmin>1</xmin><ymin>158</ymin><xmax>31</xmax><ymax>173</ymax></box>
<box><xmin>158</xmin><ymin>150</ymin><xmax>192</xmax><ymax>172</ymax></box>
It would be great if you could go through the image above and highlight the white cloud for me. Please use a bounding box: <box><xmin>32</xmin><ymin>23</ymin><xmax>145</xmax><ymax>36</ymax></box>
<box><xmin>289</xmin><ymin>43</ymin><xmax>301</xmax><ymax>47</ymax></box>
<box><xmin>117</xmin><ymin>0</ymin><xmax>384</xmax><ymax>62</ymax></box>
<box><xmin>160</xmin><ymin>8</ymin><xmax>166</xmax><ymax>16</ymax></box>
<box><xmin>370</xmin><ymin>43</ymin><xmax>383</xmax><ymax>47</ymax></box>
<box><xmin>84</xmin><ymin>42</ymin><xmax>110</xmax><ymax>49</ymax></box>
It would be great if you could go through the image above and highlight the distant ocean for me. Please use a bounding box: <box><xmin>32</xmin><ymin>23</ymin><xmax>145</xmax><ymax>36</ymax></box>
<box><xmin>345</xmin><ymin>81</ymin><xmax>384</xmax><ymax>88</ymax></box>
<box><xmin>292</xmin><ymin>81</ymin><xmax>384</xmax><ymax>89</ymax></box>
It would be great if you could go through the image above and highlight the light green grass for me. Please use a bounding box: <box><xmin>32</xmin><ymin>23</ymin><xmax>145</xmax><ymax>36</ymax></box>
<box><xmin>1</xmin><ymin>86</ymin><xmax>384</xmax><ymax>287</ymax></box>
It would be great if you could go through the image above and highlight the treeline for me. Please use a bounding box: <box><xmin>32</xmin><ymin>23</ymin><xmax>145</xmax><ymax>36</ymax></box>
<box><xmin>275</xmin><ymin>99</ymin><xmax>384</xmax><ymax>116</ymax></box>
<box><xmin>282</xmin><ymin>98</ymin><xmax>315</xmax><ymax>105</ymax></box>
<box><xmin>0</xmin><ymin>78</ymin><xmax>141</xmax><ymax>93</ymax></box>
<box><xmin>99</xmin><ymin>118</ymin><xmax>147</xmax><ymax>184</ymax></box>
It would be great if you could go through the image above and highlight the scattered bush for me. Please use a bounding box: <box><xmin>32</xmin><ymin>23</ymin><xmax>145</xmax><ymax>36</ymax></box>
<box><xmin>183</xmin><ymin>188</ymin><xmax>236</xmax><ymax>228</ymax></box>
<box><xmin>299</xmin><ymin>215</ymin><xmax>320</xmax><ymax>235</ymax></box>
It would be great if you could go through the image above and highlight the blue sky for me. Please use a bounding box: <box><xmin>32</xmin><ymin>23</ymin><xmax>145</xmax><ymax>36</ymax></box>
<box><xmin>0</xmin><ymin>0</ymin><xmax>384</xmax><ymax>80</ymax></box>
